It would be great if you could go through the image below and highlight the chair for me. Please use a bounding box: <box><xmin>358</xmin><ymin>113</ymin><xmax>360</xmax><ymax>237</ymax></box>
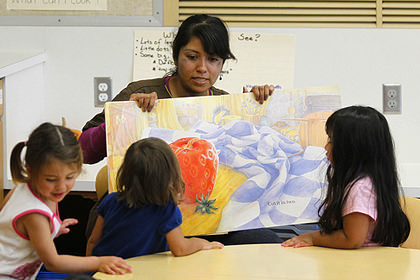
<box><xmin>85</xmin><ymin>165</ymin><xmax>109</xmax><ymax>239</ymax></box>
<box><xmin>401</xmin><ymin>197</ymin><xmax>420</xmax><ymax>249</ymax></box>
<box><xmin>61</xmin><ymin>117</ymin><xmax>82</xmax><ymax>140</ymax></box>
<box><xmin>95</xmin><ymin>165</ymin><xmax>109</xmax><ymax>200</ymax></box>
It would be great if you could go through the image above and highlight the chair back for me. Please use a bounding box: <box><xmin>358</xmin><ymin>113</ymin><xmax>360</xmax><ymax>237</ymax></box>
<box><xmin>401</xmin><ymin>197</ymin><xmax>420</xmax><ymax>249</ymax></box>
<box><xmin>95</xmin><ymin>165</ymin><xmax>109</xmax><ymax>199</ymax></box>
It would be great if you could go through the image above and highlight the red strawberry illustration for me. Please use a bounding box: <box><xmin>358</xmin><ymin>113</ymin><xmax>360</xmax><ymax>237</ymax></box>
<box><xmin>170</xmin><ymin>137</ymin><xmax>219</xmax><ymax>209</ymax></box>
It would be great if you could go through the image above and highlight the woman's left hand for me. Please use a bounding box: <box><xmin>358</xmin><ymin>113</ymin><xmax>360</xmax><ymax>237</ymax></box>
<box><xmin>243</xmin><ymin>84</ymin><xmax>275</xmax><ymax>104</ymax></box>
<box><xmin>57</xmin><ymin>218</ymin><xmax>78</xmax><ymax>237</ymax></box>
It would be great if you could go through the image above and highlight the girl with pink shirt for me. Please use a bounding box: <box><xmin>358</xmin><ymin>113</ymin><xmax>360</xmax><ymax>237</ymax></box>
<box><xmin>282</xmin><ymin>106</ymin><xmax>410</xmax><ymax>249</ymax></box>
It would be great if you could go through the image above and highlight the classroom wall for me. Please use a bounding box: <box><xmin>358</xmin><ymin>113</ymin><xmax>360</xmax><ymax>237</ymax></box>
<box><xmin>1</xmin><ymin>26</ymin><xmax>420</xmax><ymax>191</ymax></box>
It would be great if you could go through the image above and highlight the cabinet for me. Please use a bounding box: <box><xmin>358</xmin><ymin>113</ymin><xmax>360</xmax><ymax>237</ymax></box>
<box><xmin>0</xmin><ymin>51</ymin><xmax>46</xmax><ymax>198</ymax></box>
<box><xmin>0</xmin><ymin>78</ymin><xmax>3</xmax><ymax>202</ymax></box>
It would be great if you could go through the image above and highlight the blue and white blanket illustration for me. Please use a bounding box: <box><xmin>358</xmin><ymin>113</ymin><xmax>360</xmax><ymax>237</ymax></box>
<box><xmin>143</xmin><ymin>119</ymin><xmax>329</xmax><ymax>232</ymax></box>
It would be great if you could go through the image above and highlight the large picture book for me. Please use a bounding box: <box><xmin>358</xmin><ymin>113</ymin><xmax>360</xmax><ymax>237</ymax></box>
<box><xmin>105</xmin><ymin>87</ymin><xmax>341</xmax><ymax>236</ymax></box>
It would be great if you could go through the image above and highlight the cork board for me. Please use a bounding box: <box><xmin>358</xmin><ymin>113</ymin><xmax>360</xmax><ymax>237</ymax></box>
<box><xmin>0</xmin><ymin>0</ymin><xmax>162</xmax><ymax>26</ymax></box>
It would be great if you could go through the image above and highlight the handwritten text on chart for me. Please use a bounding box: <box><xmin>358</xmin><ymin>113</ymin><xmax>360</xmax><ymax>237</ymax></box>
<box><xmin>134</xmin><ymin>31</ymin><xmax>176</xmax><ymax>74</ymax></box>
<box><xmin>7</xmin><ymin>0</ymin><xmax>107</xmax><ymax>10</ymax></box>
<box><xmin>237</xmin><ymin>33</ymin><xmax>262</xmax><ymax>42</ymax></box>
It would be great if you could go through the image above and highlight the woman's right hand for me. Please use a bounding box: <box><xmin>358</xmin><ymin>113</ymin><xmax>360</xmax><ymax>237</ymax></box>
<box><xmin>243</xmin><ymin>84</ymin><xmax>275</xmax><ymax>104</ymax></box>
<box><xmin>129</xmin><ymin>92</ymin><xmax>158</xmax><ymax>112</ymax></box>
<box><xmin>97</xmin><ymin>256</ymin><xmax>133</xmax><ymax>275</ymax></box>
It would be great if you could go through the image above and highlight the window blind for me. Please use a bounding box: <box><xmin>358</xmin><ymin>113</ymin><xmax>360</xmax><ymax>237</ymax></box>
<box><xmin>169</xmin><ymin>0</ymin><xmax>420</xmax><ymax>28</ymax></box>
<box><xmin>382</xmin><ymin>0</ymin><xmax>420</xmax><ymax>28</ymax></box>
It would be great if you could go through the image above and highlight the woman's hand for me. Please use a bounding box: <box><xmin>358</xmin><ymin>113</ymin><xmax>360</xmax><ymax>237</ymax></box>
<box><xmin>243</xmin><ymin>84</ymin><xmax>275</xmax><ymax>104</ymax></box>
<box><xmin>129</xmin><ymin>92</ymin><xmax>158</xmax><ymax>112</ymax></box>
<box><xmin>281</xmin><ymin>232</ymin><xmax>314</xmax><ymax>248</ymax></box>
<box><xmin>56</xmin><ymin>218</ymin><xmax>78</xmax><ymax>237</ymax></box>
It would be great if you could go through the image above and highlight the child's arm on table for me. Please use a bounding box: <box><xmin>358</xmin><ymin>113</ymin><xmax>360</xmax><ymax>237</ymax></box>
<box><xmin>166</xmin><ymin>226</ymin><xmax>224</xmax><ymax>257</ymax></box>
<box><xmin>21</xmin><ymin>213</ymin><xmax>132</xmax><ymax>274</ymax></box>
<box><xmin>86</xmin><ymin>215</ymin><xmax>105</xmax><ymax>256</ymax></box>
<box><xmin>282</xmin><ymin>213</ymin><xmax>370</xmax><ymax>249</ymax></box>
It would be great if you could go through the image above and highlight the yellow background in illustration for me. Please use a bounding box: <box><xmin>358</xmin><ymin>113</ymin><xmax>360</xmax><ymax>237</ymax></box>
<box><xmin>105</xmin><ymin>88</ymin><xmax>340</xmax><ymax>236</ymax></box>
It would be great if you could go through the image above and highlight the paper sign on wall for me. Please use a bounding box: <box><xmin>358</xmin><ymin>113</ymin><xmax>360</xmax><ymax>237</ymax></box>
<box><xmin>7</xmin><ymin>0</ymin><xmax>107</xmax><ymax>11</ymax></box>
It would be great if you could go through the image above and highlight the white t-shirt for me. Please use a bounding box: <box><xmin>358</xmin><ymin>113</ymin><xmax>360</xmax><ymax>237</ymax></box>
<box><xmin>0</xmin><ymin>183</ymin><xmax>61</xmax><ymax>280</ymax></box>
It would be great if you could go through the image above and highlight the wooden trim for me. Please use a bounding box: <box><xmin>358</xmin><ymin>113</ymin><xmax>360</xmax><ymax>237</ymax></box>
<box><xmin>377</xmin><ymin>0</ymin><xmax>383</xmax><ymax>27</ymax></box>
<box><xmin>383</xmin><ymin>16</ymin><xmax>420</xmax><ymax>22</ymax></box>
<box><xmin>180</xmin><ymin>8</ymin><xmax>376</xmax><ymax>16</ymax></box>
<box><xmin>384</xmin><ymin>2</ymin><xmax>420</xmax><ymax>8</ymax></box>
<box><xmin>179</xmin><ymin>1</ymin><xmax>376</xmax><ymax>8</ymax></box>
<box><xmin>180</xmin><ymin>14</ymin><xmax>376</xmax><ymax>23</ymax></box>
<box><xmin>184</xmin><ymin>21</ymin><xmax>376</xmax><ymax>28</ymax></box>
<box><xmin>384</xmin><ymin>9</ymin><xmax>420</xmax><ymax>15</ymax></box>
<box><xmin>163</xmin><ymin>0</ymin><xmax>179</xmax><ymax>26</ymax></box>
<box><xmin>383</xmin><ymin>22</ymin><xmax>420</xmax><ymax>28</ymax></box>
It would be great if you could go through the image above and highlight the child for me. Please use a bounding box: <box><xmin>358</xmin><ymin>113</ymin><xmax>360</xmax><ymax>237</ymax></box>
<box><xmin>0</xmin><ymin>123</ymin><xmax>132</xmax><ymax>279</ymax></box>
<box><xmin>282</xmin><ymin>106</ymin><xmax>410</xmax><ymax>249</ymax></box>
<box><xmin>86</xmin><ymin>137</ymin><xmax>223</xmax><ymax>259</ymax></box>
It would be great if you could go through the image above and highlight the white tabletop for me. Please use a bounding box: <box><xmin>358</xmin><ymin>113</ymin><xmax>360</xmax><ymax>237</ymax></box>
<box><xmin>94</xmin><ymin>244</ymin><xmax>420</xmax><ymax>280</ymax></box>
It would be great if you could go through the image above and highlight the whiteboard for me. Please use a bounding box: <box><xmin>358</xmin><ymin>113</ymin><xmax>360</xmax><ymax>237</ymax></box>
<box><xmin>133</xmin><ymin>29</ymin><xmax>295</xmax><ymax>93</ymax></box>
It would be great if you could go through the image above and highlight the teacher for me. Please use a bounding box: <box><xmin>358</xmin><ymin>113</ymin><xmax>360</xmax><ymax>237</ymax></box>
<box><xmin>81</xmin><ymin>14</ymin><xmax>281</xmax><ymax>245</ymax></box>
<box><xmin>79</xmin><ymin>14</ymin><xmax>274</xmax><ymax>164</ymax></box>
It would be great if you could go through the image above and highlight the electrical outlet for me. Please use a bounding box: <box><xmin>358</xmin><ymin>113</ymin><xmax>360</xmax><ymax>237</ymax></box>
<box><xmin>383</xmin><ymin>84</ymin><xmax>401</xmax><ymax>114</ymax></box>
<box><xmin>94</xmin><ymin>77</ymin><xmax>112</xmax><ymax>107</ymax></box>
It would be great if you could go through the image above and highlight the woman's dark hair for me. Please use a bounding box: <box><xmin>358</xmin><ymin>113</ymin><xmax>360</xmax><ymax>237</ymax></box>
<box><xmin>319</xmin><ymin>105</ymin><xmax>410</xmax><ymax>246</ymax></box>
<box><xmin>10</xmin><ymin>122</ymin><xmax>83</xmax><ymax>183</ymax></box>
<box><xmin>116</xmin><ymin>137</ymin><xmax>184</xmax><ymax>208</ymax></box>
<box><xmin>172</xmin><ymin>14</ymin><xmax>236</xmax><ymax>65</ymax></box>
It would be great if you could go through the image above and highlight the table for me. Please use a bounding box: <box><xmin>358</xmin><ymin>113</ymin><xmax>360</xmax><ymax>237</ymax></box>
<box><xmin>93</xmin><ymin>244</ymin><xmax>420</xmax><ymax>279</ymax></box>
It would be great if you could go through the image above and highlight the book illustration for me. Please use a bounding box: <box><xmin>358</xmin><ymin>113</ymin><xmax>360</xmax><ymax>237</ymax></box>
<box><xmin>105</xmin><ymin>88</ymin><xmax>341</xmax><ymax>235</ymax></box>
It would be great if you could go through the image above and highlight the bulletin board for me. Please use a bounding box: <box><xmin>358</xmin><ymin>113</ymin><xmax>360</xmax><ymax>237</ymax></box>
<box><xmin>0</xmin><ymin>0</ymin><xmax>162</xmax><ymax>26</ymax></box>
